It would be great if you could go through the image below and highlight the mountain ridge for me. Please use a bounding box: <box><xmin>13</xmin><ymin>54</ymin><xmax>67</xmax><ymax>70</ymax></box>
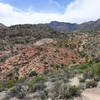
<box><xmin>1</xmin><ymin>18</ymin><xmax>100</xmax><ymax>32</ymax></box>
<box><xmin>48</xmin><ymin>18</ymin><xmax>100</xmax><ymax>32</ymax></box>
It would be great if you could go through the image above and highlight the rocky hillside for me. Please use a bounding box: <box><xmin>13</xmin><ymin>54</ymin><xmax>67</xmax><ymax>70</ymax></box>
<box><xmin>0</xmin><ymin>24</ymin><xmax>68</xmax><ymax>51</ymax></box>
<box><xmin>0</xmin><ymin>24</ymin><xmax>86</xmax><ymax>81</ymax></box>
<box><xmin>0</xmin><ymin>38</ymin><xmax>86</xmax><ymax>81</ymax></box>
<box><xmin>1</xmin><ymin>23</ymin><xmax>100</xmax><ymax>81</ymax></box>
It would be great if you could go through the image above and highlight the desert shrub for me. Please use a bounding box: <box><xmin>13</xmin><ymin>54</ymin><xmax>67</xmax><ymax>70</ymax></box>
<box><xmin>72</xmin><ymin>59</ymin><xmax>76</xmax><ymax>64</ymax></box>
<box><xmin>60</xmin><ymin>64</ymin><xmax>66</xmax><ymax>69</ymax></box>
<box><xmin>0</xmin><ymin>80</ymin><xmax>15</xmax><ymax>89</ymax></box>
<box><xmin>79</xmin><ymin>51</ymin><xmax>86</xmax><ymax>57</ymax></box>
<box><xmin>40</xmin><ymin>90</ymin><xmax>48</xmax><ymax>100</ymax></box>
<box><xmin>61</xmin><ymin>63</ymin><xmax>65</xmax><ymax>67</ymax></box>
<box><xmin>94</xmin><ymin>77</ymin><xmax>100</xmax><ymax>82</ymax></box>
<box><xmin>94</xmin><ymin>58</ymin><xmax>100</xmax><ymax>63</ymax></box>
<box><xmin>79</xmin><ymin>78</ymin><xmax>86</xmax><ymax>83</ymax></box>
<box><xmin>0</xmin><ymin>67</ymin><xmax>2</xmax><ymax>72</ymax></box>
<box><xmin>62</xmin><ymin>86</ymin><xmax>81</xmax><ymax>99</ymax></box>
<box><xmin>77</xmin><ymin>64</ymin><xmax>89</xmax><ymax>70</ymax></box>
<box><xmin>50</xmin><ymin>64</ymin><xmax>55</xmax><ymax>67</ymax></box>
<box><xmin>6</xmin><ymin>80</ymin><xmax>16</xmax><ymax>88</ymax></box>
<box><xmin>44</xmin><ymin>70</ymin><xmax>51</xmax><ymax>75</ymax></box>
<box><xmin>38</xmin><ymin>47</ymin><xmax>43</xmax><ymax>51</ymax></box>
<box><xmin>0</xmin><ymin>79</ymin><xmax>26</xmax><ymax>92</ymax></box>
<box><xmin>29</xmin><ymin>82</ymin><xmax>46</xmax><ymax>93</ymax></box>
<box><xmin>18</xmin><ymin>92</ymin><xmax>26</xmax><ymax>99</ymax></box>
<box><xmin>7</xmin><ymin>73</ymin><xmax>13</xmax><ymax>77</ymax></box>
<box><xmin>0</xmin><ymin>83</ymin><xmax>6</xmax><ymax>92</ymax></box>
<box><xmin>8</xmin><ymin>85</ymin><xmax>28</xmax><ymax>99</ymax></box>
<box><xmin>27</xmin><ymin>76</ymin><xmax>47</xmax><ymax>88</ymax></box>
<box><xmin>96</xmin><ymin>63</ymin><xmax>100</xmax><ymax>76</ymax></box>
<box><xmin>56</xmin><ymin>65</ymin><xmax>60</xmax><ymax>69</ymax></box>
<box><xmin>51</xmin><ymin>78</ymin><xmax>58</xmax><ymax>82</ymax></box>
<box><xmin>33</xmin><ymin>77</ymin><xmax>47</xmax><ymax>83</ymax></box>
<box><xmin>86</xmin><ymin>80</ymin><xmax>97</xmax><ymax>88</ymax></box>
<box><xmin>0</xmin><ymin>56</ymin><xmax>9</xmax><ymax>62</ymax></box>
<box><xmin>62</xmin><ymin>77</ymin><xmax>69</xmax><ymax>83</ymax></box>
<box><xmin>44</xmin><ymin>62</ymin><xmax>48</xmax><ymax>65</ymax></box>
<box><xmin>83</xmin><ymin>70</ymin><xmax>94</xmax><ymax>79</ymax></box>
<box><xmin>29</xmin><ymin>71</ymin><xmax>38</xmax><ymax>77</ymax></box>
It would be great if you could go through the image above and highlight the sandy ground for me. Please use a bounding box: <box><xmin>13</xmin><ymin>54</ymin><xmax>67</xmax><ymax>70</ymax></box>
<box><xmin>82</xmin><ymin>88</ymin><xmax>100</xmax><ymax>100</ymax></box>
<box><xmin>69</xmin><ymin>77</ymin><xmax>100</xmax><ymax>100</ymax></box>
<box><xmin>0</xmin><ymin>91</ymin><xmax>7</xmax><ymax>100</ymax></box>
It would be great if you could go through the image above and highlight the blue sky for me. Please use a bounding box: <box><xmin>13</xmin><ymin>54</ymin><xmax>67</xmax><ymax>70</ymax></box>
<box><xmin>1</xmin><ymin>0</ymin><xmax>74</xmax><ymax>13</ymax></box>
<box><xmin>0</xmin><ymin>0</ymin><xmax>100</xmax><ymax>26</ymax></box>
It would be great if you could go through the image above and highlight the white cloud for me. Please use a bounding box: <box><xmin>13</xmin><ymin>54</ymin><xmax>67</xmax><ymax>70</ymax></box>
<box><xmin>0</xmin><ymin>0</ymin><xmax>100</xmax><ymax>26</ymax></box>
<box><xmin>0</xmin><ymin>3</ymin><xmax>64</xmax><ymax>26</ymax></box>
<box><xmin>64</xmin><ymin>0</ymin><xmax>100</xmax><ymax>23</ymax></box>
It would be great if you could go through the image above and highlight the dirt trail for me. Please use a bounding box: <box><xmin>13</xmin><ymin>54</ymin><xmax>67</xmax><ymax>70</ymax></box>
<box><xmin>82</xmin><ymin>88</ymin><xmax>100</xmax><ymax>100</ymax></box>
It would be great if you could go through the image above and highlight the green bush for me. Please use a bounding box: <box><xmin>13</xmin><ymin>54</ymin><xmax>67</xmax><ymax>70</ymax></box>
<box><xmin>50</xmin><ymin>64</ymin><xmax>54</xmax><ymax>67</ymax></box>
<box><xmin>29</xmin><ymin>71</ymin><xmax>38</xmax><ymax>77</ymax></box>
<box><xmin>56</xmin><ymin>65</ymin><xmax>60</xmax><ymax>69</ymax></box>
<box><xmin>79</xmin><ymin>51</ymin><xmax>86</xmax><ymax>57</ymax></box>
<box><xmin>44</xmin><ymin>62</ymin><xmax>48</xmax><ymax>65</ymax></box>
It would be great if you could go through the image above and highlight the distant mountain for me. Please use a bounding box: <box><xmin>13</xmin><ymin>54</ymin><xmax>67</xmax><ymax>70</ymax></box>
<box><xmin>76</xmin><ymin>19</ymin><xmax>100</xmax><ymax>31</ymax></box>
<box><xmin>0</xmin><ymin>23</ymin><xmax>7</xmax><ymax>29</ymax></box>
<box><xmin>48</xmin><ymin>21</ymin><xmax>78</xmax><ymax>32</ymax></box>
<box><xmin>48</xmin><ymin>19</ymin><xmax>100</xmax><ymax>32</ymax></box>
